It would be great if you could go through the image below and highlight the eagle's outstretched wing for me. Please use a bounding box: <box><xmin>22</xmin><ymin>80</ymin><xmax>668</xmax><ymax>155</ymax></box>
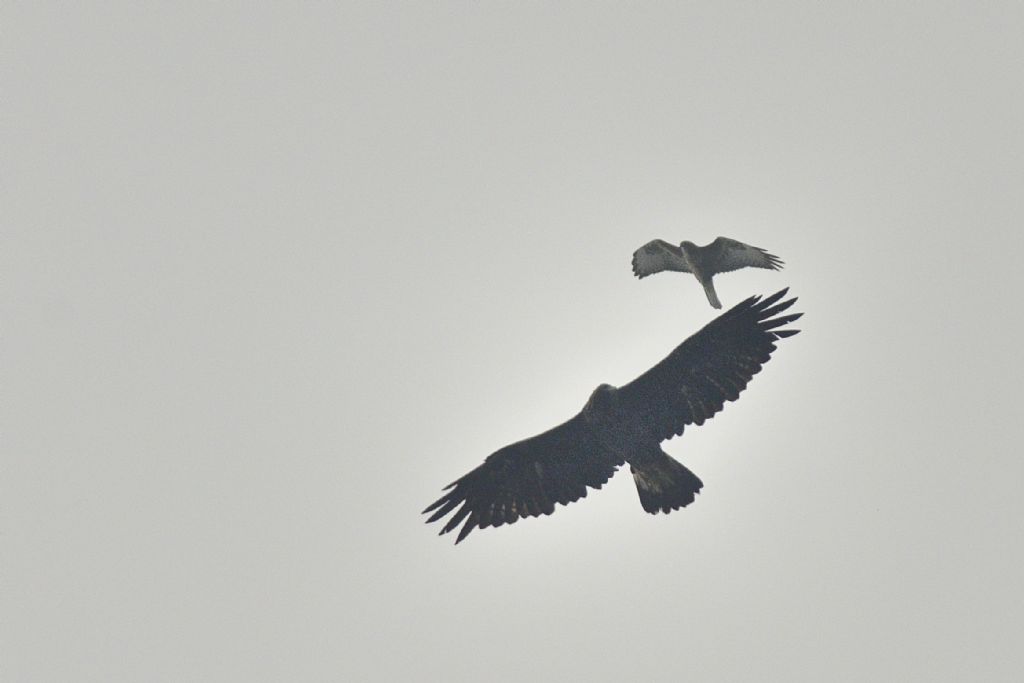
<box><xmin>705</xmin><ymin>237</ymin><xmax>783</xmax><ymax>274</ymax></box>
<box><xmin>632</xmin><ymin>239</ymin><xmax>689</xmax><ymax>278</ymax></box>
<box><xmin>423</xmin><ymin>415</ymin><xmax>623</xmax><ymax>544</ymax></box>
<box><xmin>617</xmin><ymin>288</ymin><xmax>800</xmax><ymax>442</ymax></box>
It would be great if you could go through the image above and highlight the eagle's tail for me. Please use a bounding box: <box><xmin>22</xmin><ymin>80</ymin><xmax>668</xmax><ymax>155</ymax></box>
<box><xmin>630</xmin><ymin>450</ymin><xmax>703</xmax><ymax>514</ymax></box>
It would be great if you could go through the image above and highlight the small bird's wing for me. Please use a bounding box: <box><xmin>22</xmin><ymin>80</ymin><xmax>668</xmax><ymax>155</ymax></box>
<box><xmin>705</xmin><ymin>237</ymin><xmax>783</xmax><ymax>274</ymax></box>
<box><xmin>616</xmin><ymin>289</ymin><xmax>801</xmax><ymax>442</ymax></box>
<box><xmin>632</xmin><ymin>239</ymin><xmax>689</xmax><ymax>278</ymax></box>
<box><xmin>423</xmin><ymin>414</ymin><xmax>623</xmax><ymax>544</ymax></box>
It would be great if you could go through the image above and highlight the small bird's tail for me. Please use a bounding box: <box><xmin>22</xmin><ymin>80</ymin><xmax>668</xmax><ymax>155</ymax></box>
<box><xmin>631</xmin><ymin>450</ymin><xmax>704</xmax><ymax>514</ymax></box>
<box><xmin>700</xmin><ymin>277</ymin><xmax>722</xmax><ymax>309</ymax></box>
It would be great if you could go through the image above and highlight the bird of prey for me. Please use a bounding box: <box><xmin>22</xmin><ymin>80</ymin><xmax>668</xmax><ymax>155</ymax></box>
<box><xmin>424</xmin><ymin>289</ymin><xmax>801</xmax><ymax>544</ymax></box>
<box><xmin>632</xmin><ymin>237</ymin><xmax>784</xmax><ymax>309</ymax></box>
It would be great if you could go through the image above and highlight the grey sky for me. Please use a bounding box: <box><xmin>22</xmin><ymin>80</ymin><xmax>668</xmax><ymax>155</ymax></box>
<box><xmin>4</xmin><ymin>3</ymin><xmax>1024</xmax><ymax>681</ymax></box>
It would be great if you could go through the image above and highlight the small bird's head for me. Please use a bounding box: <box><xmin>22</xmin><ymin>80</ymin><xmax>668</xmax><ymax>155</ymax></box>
<box><xmin>680</xmin><ymin>240</ymin><xmax>697</xmax><ymax>252</ymax></box>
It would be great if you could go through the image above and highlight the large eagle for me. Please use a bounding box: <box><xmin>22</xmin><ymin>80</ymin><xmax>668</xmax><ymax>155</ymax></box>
<box><xmin>424</xmin><ymin>289</ymin><xmax>801</xmax><ymax>544</ymax></box>
<box><xmin>632</xmin><ymin>237</ymin><xmax>784</xmax><ymax>309</ymax></box>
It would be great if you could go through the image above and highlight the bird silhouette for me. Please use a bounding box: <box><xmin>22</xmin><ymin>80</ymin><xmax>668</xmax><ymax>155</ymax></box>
<box><xmin>632</xmin><ymin>237</ymin><xmax>783</xmax><ymax>308</ymax></box>
<box><xmin>424</xmin><ymin>289</ymin><xmax>801</xmax><ymax>544</ymax></box>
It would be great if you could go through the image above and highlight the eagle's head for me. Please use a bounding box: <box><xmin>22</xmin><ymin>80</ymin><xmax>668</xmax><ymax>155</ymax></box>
<box><xmin>583</xmin><ymin>383</ymin><xmax>617</xmax><ymax>415</ymax></box>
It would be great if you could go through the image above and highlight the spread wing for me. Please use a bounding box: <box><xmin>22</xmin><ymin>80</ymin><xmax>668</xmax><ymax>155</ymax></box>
<box><xmin>423</xmin><ymin>414</ymin><xmax>623</xmax><ymax>544</ymax></box>
<box><xmin>632</xmin><ymin>239</ymin><xmax>689</xmax><ymax>278</ymax></box>
<box><xmin>705</xmin><ymin>237</ymin><xmax>783</xmax><ymax>274</ymax></box>
<box><xmin>616</xmin><ymin>288</ymin><xmax>800</xmax><ymax>442</ymax></box>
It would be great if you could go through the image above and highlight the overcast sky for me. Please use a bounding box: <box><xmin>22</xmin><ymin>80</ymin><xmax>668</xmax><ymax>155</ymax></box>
<box><xmin>5</xmin><ymin>3</ymin><xmax>1024</xmax><ymax>681</ymax></box>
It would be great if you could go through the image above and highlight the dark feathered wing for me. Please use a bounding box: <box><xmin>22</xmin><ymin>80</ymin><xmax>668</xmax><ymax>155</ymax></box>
<box><xmin>706</xmin><ymin>237</ymin><xmax>783</xmax><ymax>274</ymax></box>
<box><xmin>632</xmin><ymin>239</ymin><xmax>689</xmax><ymax>278</ymax></box>
<box><xmin>616</xmin><ymin>288</ymin><xmax>801</xmax><ymax>442</ymax></box>
<box><xmin>423</xmin><ymin>414</ymin><xmax>623</xmax><ymax>544</ymax></box>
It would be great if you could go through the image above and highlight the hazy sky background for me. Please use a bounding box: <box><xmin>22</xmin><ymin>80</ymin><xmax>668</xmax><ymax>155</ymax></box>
<box><xmin>5</xmin><ymin>3</ymin><xmax>1024</xmax><ymax>681</ymax></box>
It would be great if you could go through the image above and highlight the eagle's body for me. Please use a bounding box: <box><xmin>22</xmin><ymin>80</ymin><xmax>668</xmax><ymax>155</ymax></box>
<box><xmin>632</xmin><ymin>237</ymin><xmax>784</xmax><ymax>308</ymax></box>
<box><xmin>424</xmin><ymin>289</ymin><xmax>801</xmax><ymax>544</ymax></box>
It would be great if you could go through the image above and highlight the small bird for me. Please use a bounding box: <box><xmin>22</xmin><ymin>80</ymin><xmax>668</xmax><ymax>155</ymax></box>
<box><xmin>632</xmin><ymin>237</ymin><xmax>784</xmax><ymax>309</ymax></box>
<box><xmin>424</xmin><ymin>289</ymin><xmax>801</xmax><ymax>544</ymax></box>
